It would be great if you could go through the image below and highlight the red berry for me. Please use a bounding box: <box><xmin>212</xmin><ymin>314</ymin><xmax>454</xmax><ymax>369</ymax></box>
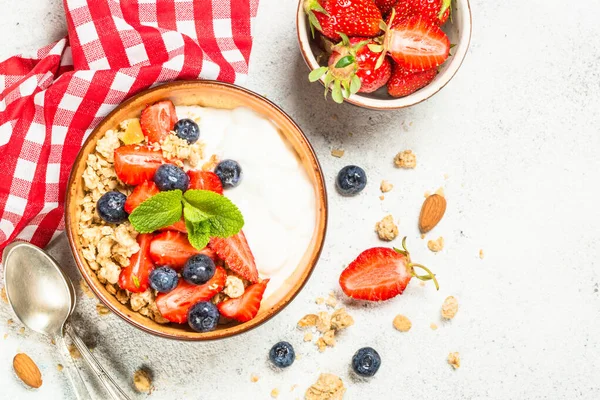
<box><xmin>114</xmin><ymin>145</ymin><xmax>166</xmax><ymax>186</ymax></box>
<box><xmin>118</xmin><ymin>234</ymin><xmax>155</xmax><ymax>293</ymax></box>
<box><xmin>140</xmin><ymin>100</ymin><xmax>178</xmax><ymax>144</ymax></box>
<box><xmin>124</xmin><ymin>180</ymin><xmax>159</xmax><ymax>214</ymax></box>
<box><xmin>187</xmin><ymin>170</ymin><xmax>224</xmax><ymax>194</ymax></box>
<box><xmin>304</xmin><ymin>0</ymin><xmax>382</xmax><ymax>41</ymax></box>
<box><xmin>149</xmin><ymin>231</ymin><xmax>216</xmax><ymax>269</ymax></box>
<box><xmin>217</xmin><ymin>279</ymin><xmax>269</xmax><ymax>322</ymax></box>
<box><xmin>374</xmin><ymin>0</ymin><xmax>398</xmax><ymax>15</ymax></box>
<box><xmin>387</xmin><ymin>63</ymin><xmax>437</xmax><ymax>97</ymax></box>
<box><xmin>209</xmin><ymin>231</ymin><xmax>259</xmax><ymax>283</ymax></box>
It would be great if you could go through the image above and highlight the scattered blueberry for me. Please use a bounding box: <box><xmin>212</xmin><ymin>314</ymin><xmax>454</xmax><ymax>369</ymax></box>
<box><xmin>174</xmin><ymin>119</ymin><xmax>200</xmax><ymax>144</ymax></box>
<box><xmin>182</xmin><ymin>254</ymin><xmax>216</xmax><ymax>285</ymax></box>
<box><xmin>154</xmin><ymin>164</ymin><xmax>189</xmax><ymax>192</ymax></box>
<box><xmin>214</xmin><ymin>159</ymin><xmax>242</xmax><ymax>188</ymax></box>
<box><xmin>97</xmin><ymin>191</ymin><xmax>128</xmax><ymax>223</ymax></box>
<box><xmin>352</xmin><ymin>347</ymin><xmax>381</xmax><ymax>377</ymax></box>
<box><xmin>269</xmin><ymin>341</ymin><xmax>295</xmax><ymax>368</ymax></box>
<box><xmin>336</xmin><ymin>165</ymin><xmax>367</xmax><ymax>196</ymax></box>
<box><xmin>188</xmin><ymin>301</ymin><xmax>220</xmax><ymax>332</ymax></box>
<box><xmin>149</xmin><ymin>266</ymin><xmax>179</xmax><ymax>293</ymax></box>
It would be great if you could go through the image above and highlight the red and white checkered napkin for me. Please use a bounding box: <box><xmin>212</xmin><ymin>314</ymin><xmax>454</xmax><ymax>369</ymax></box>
<box><xmin>0</xmin><ymin>0</ymin><xmax>258</xmax><ymax>254</ymax></box>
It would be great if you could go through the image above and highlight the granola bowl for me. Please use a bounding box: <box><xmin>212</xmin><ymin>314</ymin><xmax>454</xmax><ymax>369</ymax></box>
<box><xmin>65</xmin><ymin>81</ymin><xmax>328</xmax><ymax>341</ymax></box>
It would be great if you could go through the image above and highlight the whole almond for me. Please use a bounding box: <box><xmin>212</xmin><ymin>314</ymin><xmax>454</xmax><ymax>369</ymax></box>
<box><xmin>13</xmin><ymin>353</ymin><xmax>42</xmax><ymax>388</ymax></box>
<box><xmin>419</xmin><ymin>194</ymin><xmax>446</xmax><ymax>233</ymax></box>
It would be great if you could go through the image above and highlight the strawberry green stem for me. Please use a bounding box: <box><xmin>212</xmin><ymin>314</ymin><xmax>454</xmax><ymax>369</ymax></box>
<box><xmin>409</xmin><ymin>263</ymin><xmax>440</xmax><ymax>290</ymax></box>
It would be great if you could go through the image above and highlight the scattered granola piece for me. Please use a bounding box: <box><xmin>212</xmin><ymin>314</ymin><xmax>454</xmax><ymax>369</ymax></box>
<box><xmin>79</xmin><ymin>280</ymin><xmax>95</xmax><ymax>299</ymax></box>
<box><xmin>96</xmin><ymin>303</ymin><xmax>110</xmax><ymax>316</ymax></box>
<box><xmin>441</xmin><ymin>296</ymin><xmax>459</xmax><ymax>319</ymax></box>
<box><xmin>18</xmin><ymin>327</ymin><xmax>25</xmax><ymax>335</ymax></box>
<box><xmin>435</xmin><ymin>187</ymin><xmax>445</xmax><ymax>197</ymax></box>
<box><xmin>379</xmin><ymin>195</ymin><xmax>385</xmax><ymax>200</ymax></box>
<box><xmin>316</xmin><ymin>312</ymin><xmax>332</xmax><ymax>333</ymax></box>
<box><xmin>57</xmin><ymin>364</ymin><xmax>64</xmax><ymax>372</ymax></box>
<box><xmin>479</xmin><ymin>249</ymin><xmax>485</xmax><ymax>259</ymax></box>
<box><xmin>201</xmin><ymin>154</ymin><xmax>219</xmax><ymax>171</ymax></box>
<box><xmin>421</xmin><ymin>234</ymin><xmax>426</xmax><ymax>239</ymax></box>
<box><xmin>291</xmin><ymin>384</ymin><xmax>298</xmax><ymax>392</ymax></box>
<box><xmin>393</xmin><ymin>315</ymin><xmax>412</xmax><ymax>332</ymax></box>
<box><xmin>3</xmin><ymin>333</ymin><xmax>8</xmax><ymax>339</ymax></box>
<box><xmin>68</xmin><ymin>344</ymin><xmax>81</xmax><ymax>359</ymax></box>
<box><xmin>321</xmin><ymin>330</ymin><xmax>336</xmax><ymax>347</ymax></box>
<box><xmin>304</xmin><ymin>332</ymin><xmax>314</xmax><ymax>342</ymax></box>
<box><xmin>380</xmin><ymin>180</ymin><xmax>393</xmax><ymax>193</ymax></box>
<box><xmin>444</xmin><ymin>173</ymin><xmax>449</xmax><ymax>180</ymax></box>
<box><xmin>448</xmin><ymin>352</ymin><xmax>460</xmax><ymax>369</ymax></box>
<box><xmin>133</xmin><ymin>369</ymin><xmax>153</xmax><ymax>393</ymax></box>
<box><xmin>430</xmin><ymin>323</ymin><xmax>438</xmax><ymax>330</ymax></box>
<box><xmin>305</xmin><ymin>373</ymin><xmax>346</xmax><ymax>400</ymax></box>
<box><xmin>298</xmin><ymin>314</ymin><xmax>319</xmax><ymax>329</ymax></box>
<box><xmin>315</xmin><ymin>297</ymin><xmax>325</xmax><ymax>305</ymax></box>
<box><xmin>427</xmin><ymin>237</ymin><xmax>444</xmax><ymax>252</ymax></box>
<box><xmin>419</xmin><ymin>281</ymin><xmax>426</xmax><ymax>287</ymax></box>
<box><xmin>251</xmin><ymin>374</ymin><xmax>260</xmax><ymax>383</ymax></box>
<box><xmin>330</xmin><ymin>308</ymin><xmax>354</xmax><ymax>331</ymax></box>
<box><xmin>271</xmin><ymin>388</ymin><xmax>280</xmax><ymax>398</ymax></box>
<box><xmin>331</xmin><ymin>149</ymin><xmax>345</xmax><ymax>158</ymax></box>
<box><xmin>1</xmin><ymin>287</ymin><xmax>7</xmax><ymax>303</ymax></box>
<box><xmin>316</xmin><ymin>337</ymin><xmax>327</xmax><ymax>353</ymax></box>
<box><xmin>375</xmin><ymin>214</ymin><xmax>399</xmax><ymax>241</ymax></box>
<box><xmin>7</xmin><ymin>318</ymin><xmax>14</xmax><ymax>325</ymax></box>
<box><xmin>394</xmin><ymin>150</ymin><xmax>417</xmax><ymax>169</ymax></box>
<box><xmin>325</xmin><ymin>293</ymin><xmax>337</xmax><ymax>308</ymax></box>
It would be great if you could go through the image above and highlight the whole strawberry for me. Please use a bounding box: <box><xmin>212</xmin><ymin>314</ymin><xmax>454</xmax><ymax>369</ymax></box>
<box><xmin>375</xmin><ymin>0</ymin><xmax>398</xmax><ymax>15</ymax></box>
<box><xmin>393</xmin><ymin>0</ymin><xmax>452</xmax><ymax>26</ymax></box>
<box><xmin>387</xmin><ymin>63</ymin><xmax>437</xmax><ymax>97</ymax></box>
<box><xmin>309</xmin><ymin>35</ymin><xmax>392</xmax><ymax>103</ymax></box>
<box><xmin>304</xmin><ymin>0</ymin><xmax>383</xmax><ymax>41</ymax></box>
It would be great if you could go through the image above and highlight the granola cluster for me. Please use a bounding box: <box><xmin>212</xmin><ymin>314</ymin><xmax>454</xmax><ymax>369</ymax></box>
<box><xmin>305</xmin><ymin>373</ymin><xmax>346</xmax><ymax>400</ymax></box>
<box><xmin>297</xmin><ymin>295</ymin><xmax>354</xmax><ymax>353</ymax></box>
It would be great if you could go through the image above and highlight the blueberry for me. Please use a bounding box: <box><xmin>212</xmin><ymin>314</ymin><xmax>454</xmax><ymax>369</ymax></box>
<box><xmin>97</xmin><ymin>191</ymin><xmax>128</xmax><ymax>223</ymax></box>
<box><xmin>154</xmin><ymin>164</ymin><xmax>189</xmax><ymax>191</ymax></box>
<box><xmin>336</xmin><ymin>165</ymin><xmax>367</xmax><ymax>196</ymax></box>
<box><xmin>149</xmin><ymin>266</ymin><xmax>179</xmax><ymax>293</ymax></box>
<box><xmin>182</xmin><ymin>254</ymin><xmax>215</xmax><ymax>285</ymax></box>
<box><xmin>174</xmin><ymin>119</ymin><xmax>200</xmax><ymax>144</ymax></box>
<box><xmin>352</xmin><ymin>347</ymin><xmax>381</xmax><ymax>377</ymax></box>
<box><xmin>188</xmin><ymin>301</ymin><xmax>219</xmax><ymax>332</ymax></box>
<box><xmin>269</xmin><ymin>341</ymin><xmax>295</xmax><ymax>368</ymax></box>
<box><xmin>214</xmin><ymin>160</ymin><xmax>242</xmax><ymax>188</ymax></box>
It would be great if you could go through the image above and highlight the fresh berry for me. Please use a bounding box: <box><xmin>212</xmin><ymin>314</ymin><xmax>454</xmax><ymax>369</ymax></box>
<box><xmin>150</xmin><ymin>231</ymin><xmax>216</xmax><ymax>269</ymax></box>
<box><xmin>339</xmin><ymin>238</ymin><xmax>439</xmax><ymax>301</ymax></box>
<box><xmin>304</xmin><ymin>0</ymin><xmax>382</xmax><ymax>41</ymax></box>
<box><xmin>393</xmin><ymin>0</ymin><xmax>452</xmax><ymax>26</ymax></box>
<box><xmin>149</xmin><ymin>266</ymin><xmax>179</xmax><ymax>293</ymax></box>
<box><xmin>214</xmin><ymin>160</ymin><xmax>242</xmax><ymax>188</ymax></box>
<box><xmin>383</xmin><ymin>15</ymin><xmax>450</xmax><ymax>71</ymax></box>
<box><xmin>269</xmin><ymin>341</ymin><xmax>295</xmax><ymax>368</ymax></box>
<box><xmin>97</xmin><ymin>191</ymin><xmax>128</xmax><ymax>223</ymax></box>
<box><xmin>374</xmin><ymin>0</ymin><xmax>398</xmax><ymax>15</ymax></box>
<box><xmin>209</xmin><ymin>231</ymin><xmax>258</xmax><ymax>282</ymax></box>
<box><xmin>120</xmin><ymin>118</ymin><xmax>145</xmax><ymax>145</ymax></box>
<box><xmin>336</xmin><ymin>165</ymin><xmax>367</xmax><ymax>196</ymax></box>
<box><xmin>217</xmin><ymin>279</ymin><xmax>269</xmax><ymax>322</ymax></box>
<box><xmin>174</xmin><ymin>119</ymin><xmax>200</xmax><ymax>144</ymax></box>
<box><xmin>156</xmin><ymin>266</ymin><xmax>226</xmax><ymax>323</ymax></box>
<box><xmin>154</xmin><ymin>164</ymin><xmax>190</xmax><ymax>192</ymax></box>
<box><xmin>159</xmin><ymin>218</ymin><xmax>188</xmax><ymax>233</ymax></box>
<box><xmin>187</xmin><ymin>170</ymin><xmax>224</xmax><ymax>194</ymax></box>
<box><xmin>182</xmin><ymin>254</ymin><xmax>216</xmax><ymax>285</ymax></box>
<box><xmin>387</xmin><ymin>64</ymin><xmax>437</xmax><ymax>97</ymax></box>
<box><xmin>114</xmin><ymin>145</ymin><xmax>166</xmax><ymax>185</ymax></box>
<box><xmin>352</xmin><ymin>347</ymin><xmax>381</xmax><ymax>377</ymax></box>
<box><xmin>140</xmin><ymin>100</ymin><xmax>178</xmax><ymax>144</ymax></box>
<box><xmin>124</xmin><ymin>180</ymin><xmax>159</xmax><ymax>214</ymax></box>
<box><xmin>187</xmin><ymin>301</ymin><xmax>220</xmax><ymax>332</ymax></box>
<box><xmin>118</xmin><ymin>234</ymin><xmax>154</xmax><ymax>293</ymax></box>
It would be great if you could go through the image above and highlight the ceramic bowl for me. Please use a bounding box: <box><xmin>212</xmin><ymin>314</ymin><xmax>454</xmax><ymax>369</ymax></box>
<box><xmin>296</xmin><ymin>0</ymin><xmax>472</xmax><ymax>110</ymax></box>
<box><xmin>65</xmin><ymin>81</ymin><xmax>328</xmax><ymax>341</ymax></box>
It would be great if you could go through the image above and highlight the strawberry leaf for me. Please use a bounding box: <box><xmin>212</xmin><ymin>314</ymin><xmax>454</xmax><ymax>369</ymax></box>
<box><xmin>332</xmin><ymin>80</ymin><xmax>344</xmax><ymax>104</ymax></box>
<box><xmin>350</xmin><ymin>75</ymin><xmax>361</xmax><ymax>95</ymax></box>
<box><xmin>309</xmin><ymin>66</ymin><xmax>328</xmax><ymax>82</ymax></box>
<box><xmin>335</xmin><ymin>55</ymin><xmax>355</xmax><ymax>69</ymax></box>
<box><xmin>368</xmin><ymin>44</ymin><xmax>384</xmax><ymax>53</ymax></box>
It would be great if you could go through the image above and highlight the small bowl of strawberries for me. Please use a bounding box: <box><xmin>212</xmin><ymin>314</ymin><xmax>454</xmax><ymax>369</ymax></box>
<box><xmin>297</xmin><ymin>0</ymin><xmax>472</xmax><ymax>109</ymax></box>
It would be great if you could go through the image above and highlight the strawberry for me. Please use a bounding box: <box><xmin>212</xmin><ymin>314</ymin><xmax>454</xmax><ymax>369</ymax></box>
<box><xmin>375</xmin><ymin>0</ymin><xmax>398</xmax><ymax>15</ymax></box>
<box><xmin>140</xmin><ymin>100</ymin><xmax>178</xmax><ymax>144</ymax></box>
<box><xmin>114</xmin><ymin>145</ymin><xmax>166</xmax><ymax>186</ymax></box>
<box><xmin>187</xmin><ymin>170</ymin><xmax>224</xmax><ymax>194</ymax></box>
<box><xmin>217</xmin><ymin>279</ymin><xmax>269</xmax><ymax>322</ymax></box>
<box><xmin>209</xmin><ymin>231</ymin><xmax>259</xmax><ymax>283</ymax></box>
<box><xmin>393</xmin><ymin>0</ymin><xmax>452</xmax><ymax>26</ymax></box>
<box><xmin>309</xmin><ymin>35</ymin><xmax>392</xmax><ymax>104</ymax></box>
<box><xmin>303</xmin><ymin>0</ymin><xmax>382</xmax><ymax>41</ymax></box>
<box><xmin>387</xmin><ymin>64</ymin><xmax>437</xmax><ymax>97</ymax></box>
<box><xmin>339</xmin><ymin>238</ymin><xmax>438</xmax><ymax>301</ymax></box>
<box><xmin>158</xmin><ymin>218</ymin><xmax>187</xmax><ymax>233</ymax></box>
<box><xmin>149</xmin><ymin>231</ymin><xmax>216</xmax><ymax>269</ymax></box>
<box><xmin>156</xmin><ymin>266</ymin><xmax>226</xmax><ymax>323</ymax></box>
<box><xmin>118</xmin><ymin>233</ymin><xmax>154</xmax><ymax>293</ymax></box>
<box><xmin>124</xmin><ymin>180</ymin><xmax>159</xmax><ymax>214</ymax></box>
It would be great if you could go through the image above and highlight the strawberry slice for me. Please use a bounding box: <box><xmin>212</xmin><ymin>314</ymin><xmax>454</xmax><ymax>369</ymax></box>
<box><xmin>156</xmin><ymin>266</ymin><xmax>226</xmax><ymax>323</ymax></box>
<box><xmin>187</xmin><ymin>170</ymin><xmax>224</xmax><ymax>194</ymax></box>
<box><xmin>149</xmin><ymin>231</ymin><xmax>215</xmax><ymax>269</ymax></box>
<box><xmin>118</xmin><ymin>233</ymin><xmax>155</xmax><ymax>293</ymax></box>
<box><xmin>384</xmin><ymin>15</ymin><xmax>450</xmax><ymax>71</ymax></box>
<box><xmin>217</xmin><ymin>279</ymin><xmax>269</xmax><ymax>322</ymax></box>
<box><xmin>114</xmin><ymin>145</ymin><xmax>166</xmax><ymax>186</ymax></box>
<box><xmin>140</xmin><ymin>100</ymin><xmax>178</xmax><ymax>144</ymax></box>
<box><xmin>124</xmin><ymin>180</ymin><xmax>160</xmax><ymax>214</ymax></box>
<box><xmin>158</xmin><ymin>218</ymin><xmax>187</xmax><ymax>233</ymax></box>
<box><xmin>209</xmin><ymin>231</ymin><xmax>259</xmax><ymax>283</ymax></box>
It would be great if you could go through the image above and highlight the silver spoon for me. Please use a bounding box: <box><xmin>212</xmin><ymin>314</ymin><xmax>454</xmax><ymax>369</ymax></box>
<box><xmin>3</xmin><ymin>241</ymin><xmax>131</xmax><ymax>400</ymax></box>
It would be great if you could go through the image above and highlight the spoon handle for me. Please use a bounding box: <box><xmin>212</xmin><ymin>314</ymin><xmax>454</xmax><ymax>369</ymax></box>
<box><xmin>65</xmin><ymin>323</ymin><xmax>132</xmax><ymax>400</ymax></box>
<box><xmin>56</xmin><ymin>335</ymin><xmax>92</xmax><ymax>400</ymax></box>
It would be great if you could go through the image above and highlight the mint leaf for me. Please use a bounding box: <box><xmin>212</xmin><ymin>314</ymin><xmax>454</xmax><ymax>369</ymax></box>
<box><xmin>183</xmin><ymin>200</ymin><xmax>208</xmax><ymax>223</ymax></box>
<box><xmin>183</xmin><ymin>190</ymin><xmax>244</xmax><ymax>238</ymax></box>
<box><xmin>186</xmin><ymin>219</ymin><xmax>211</xmax><ymax>250</ymax></box>
<box><xmin>129</xmin><ymin>190</ymin><xmax>183</xmax><ymax>233</ymax></box>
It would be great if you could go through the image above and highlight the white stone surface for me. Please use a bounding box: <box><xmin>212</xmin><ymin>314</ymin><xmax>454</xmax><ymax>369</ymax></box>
<box><xmin>1</xmin><ymin>0</ymin><xmax>600</xmax><ymax>399</ymax></box>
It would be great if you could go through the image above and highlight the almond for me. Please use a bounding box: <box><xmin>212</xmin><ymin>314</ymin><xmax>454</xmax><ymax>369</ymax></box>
<box><xmin>13</xmin><ymin>353</ymin><xmax>42</xmax><ymax>388</ymax></box>
<box><xmin>419</xmin><ymin>194</ymin><xmax>446</xmax><ymax>233</ymax></box>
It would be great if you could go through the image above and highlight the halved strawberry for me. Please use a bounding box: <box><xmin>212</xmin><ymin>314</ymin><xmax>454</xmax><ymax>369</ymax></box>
<box><xmin>158</xmin><ymin>218</ymin><xmax>187</xmax><ymax>233</ymax></box>
<box><xmin>114</xmin><ymin>145</ymin><xmax>166</xmax><ymax>186</ymax></box>
<box><xmin>140</xmin><ymin>100</ymin><xmax>178</xmax><ymax>144</ymax></box>
<box><xmin>124</xmin><ymin>180</ymin><xmax>159</xmax><ymax>214</ymax></box>
<box><xmin>217</xmin><ymin>279</ymin><xmax>269</xmax><ymax>322</ymax></box>
<box><xmin>187</xmin><ymin>170</ymin><xmax>224</xmax><ymax>194</ymax></box>
<box><xmin>156</xmin><ymin>266</ymin><xmax>226</xmax><ymax>323</ymax></box>
<box><xmin>209</xmin><ymin>231</ymin><xmax>259</xmax><ymax>283</ymax></box>
<box><xmin>387</xmin><ymin>64</ymin><xmax>437</xmax><ymax>97</ymax></box>
<box><xmin>149</xmin><ymin>231</ymin><xmax>215</xmax><ymax>268</ymax></box>
<box><xmin>118</xmin><ymin>233</ymin><xmax>154</xmax><ymax>293</ymax></box>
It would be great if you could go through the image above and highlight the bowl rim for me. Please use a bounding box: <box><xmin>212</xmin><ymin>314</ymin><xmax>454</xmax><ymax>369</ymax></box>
<box><xmin>296</xmin><ymin>0</ymin><xmax>473</xmax><ymax>110</ymax></box>
<box><xmin>65</xmin><ymin>80</ymin><xmax>329</xmax><ymax>341</ymax></box>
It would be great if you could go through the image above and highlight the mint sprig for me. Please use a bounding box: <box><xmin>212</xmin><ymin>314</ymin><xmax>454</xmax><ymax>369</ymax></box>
<box><xmin>128</xmin><ymin>190</ymin><xmax>183</xmax><ymax>233</ymax></box>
